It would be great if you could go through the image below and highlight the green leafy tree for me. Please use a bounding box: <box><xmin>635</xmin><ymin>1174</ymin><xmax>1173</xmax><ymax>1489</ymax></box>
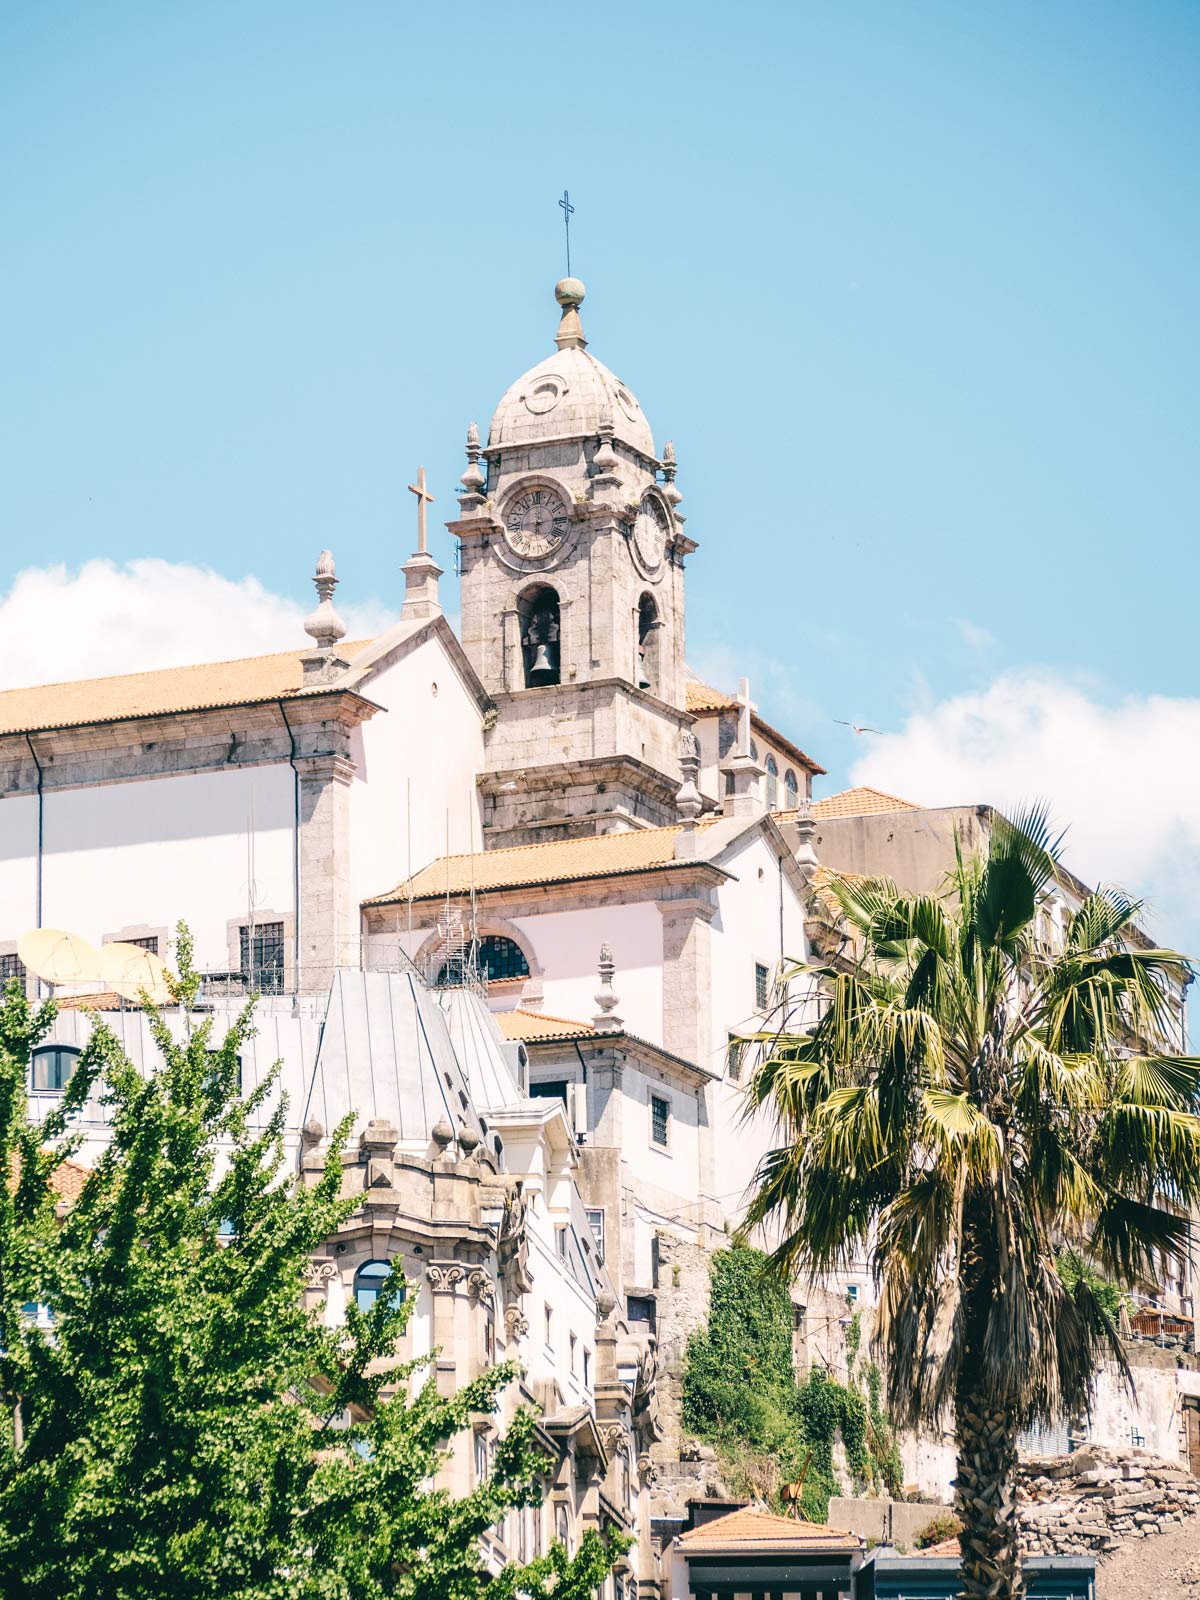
<box><xmin>743</xmin><ymin>809</ymin><xmax>1200</xmax><ymax>1599</ymax></box>
<box><xmin>0</xmin><ymin>929</ymin><xmax>625</xmax><ymax>1600</ymax></box>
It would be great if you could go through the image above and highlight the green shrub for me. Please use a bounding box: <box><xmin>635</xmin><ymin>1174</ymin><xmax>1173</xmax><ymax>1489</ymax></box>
<box><xmin>682</xmin><ymin>1247</ymin><xmax>903</xmax><ymax>1520</ymax></box>
<box><xmin>914</xmin><ymin>1511</ymin><xmax>963</xmax><ymax>1549</ymax></box>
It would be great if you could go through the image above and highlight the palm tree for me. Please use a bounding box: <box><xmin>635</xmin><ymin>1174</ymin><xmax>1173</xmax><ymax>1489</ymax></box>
<box><xmin>742</xmin><ymin>809</ymin><xmax>1200</xmax><ymax>1600</ymax></box>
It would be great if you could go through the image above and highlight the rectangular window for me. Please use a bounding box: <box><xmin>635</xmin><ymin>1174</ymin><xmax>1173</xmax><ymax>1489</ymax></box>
<box><xmin>556</xmin><ymin>1225</ymin><xmax>568</xmax><ymax>1259</ymax></box>
<box><xmin>626</xmin><ymin>1294</ymin><xmax>656</xmax><ymax>1334</ymax></box>
<box><xmin>586</xmin><ymin>1207</ymin><xmax>605</xmax><ymax>1261</ymax></box>
<box><xmin>544</xmin><ymin>1303</ymin><xmax>553</xmax><ymax>1349</ymax></box>
<box><xmin>651</xmin><ymin>1094</ymin><xmax>670</xmax><ymax>1148</ymax></box>
<box><xmin>239</xmin><ymin>922</ymin><xmax>285</xmax><ymax>994</ymax></box>
<box><xmin>569</xmin><ymin>1332</ymin><xmax>577</xmax><ymax>1374</ymax></box>
<box><xmin>755</xmin><ymin>962</ymin><xmax>770</xmax><ymax>1011</ymax></box>
<box><xmin>727</xmin><ymin>1033</ymin><xmax>743</xmax><ymax>1081</ymax></box>
<box><xmin>582</xmin><ymin>1348</ymin><xmax>590</xmax><ymax>1388</ymax></box>
<box><xmin>530</xmin><ymin>1079</ymin><xmax>569</xmax><ymax>1107</ymax></box>
<box><xmin>0</xmin><ymin>952</ymin><xmax>27</xmax><ymax>984</ymax></box>
<box><xmin>126</xmin><ymin>934</ymin><xmax>160</xmax><ymax>955</ymax></box>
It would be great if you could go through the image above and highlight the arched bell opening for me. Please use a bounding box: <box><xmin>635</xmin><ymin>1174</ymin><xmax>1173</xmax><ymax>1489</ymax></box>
<box><xmin>518</xmin><ymin>584</ymin><xmax>561</xmax><ymax>688</ymax></box>
<box><xmin>637</xmin><ymin>592</ymin><xmax>662</xmax><ymax>694</ymax></box>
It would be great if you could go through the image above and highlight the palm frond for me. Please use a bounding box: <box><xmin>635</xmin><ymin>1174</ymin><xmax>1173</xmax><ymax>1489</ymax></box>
<box><xmin>1067</xmin><ymin>887</ymin><xmax>1145</xmax><ymax>955</ymax></box>
<box><xmin>974</xmin><ymin>803</ymin><xmax>1061</xmax><ymax>954</ymax></box>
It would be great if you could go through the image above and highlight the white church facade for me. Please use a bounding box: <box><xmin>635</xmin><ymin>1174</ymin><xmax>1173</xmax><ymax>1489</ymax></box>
<box><xmin>2</xmin><ymin>276</ymin><xmax>1196</xmax><ymax>1591</ymax></box>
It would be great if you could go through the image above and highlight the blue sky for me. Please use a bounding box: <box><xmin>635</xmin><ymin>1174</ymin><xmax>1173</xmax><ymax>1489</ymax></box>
<box><xmin>3</xmin><ymin>1</ymin><xmax>1199</xmax><ymax>934</ymax></box>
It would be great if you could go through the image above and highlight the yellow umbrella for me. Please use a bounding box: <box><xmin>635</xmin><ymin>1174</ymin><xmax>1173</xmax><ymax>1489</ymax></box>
<box><xmin>98</xmin><ymin>942</ymin><xmax>176</xmax><ymax>1006</ymax></box>
<box><xmin>17</xmin><ymin>929</ymin><xmax>101</xmax><ymax>986</ymax></box>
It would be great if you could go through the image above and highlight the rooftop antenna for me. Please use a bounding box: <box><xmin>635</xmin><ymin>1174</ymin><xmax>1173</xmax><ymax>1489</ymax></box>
<box><xmin>558</xmin><ymin>188</ymin><xmax>575</xmax><ymax>276</ymax></box>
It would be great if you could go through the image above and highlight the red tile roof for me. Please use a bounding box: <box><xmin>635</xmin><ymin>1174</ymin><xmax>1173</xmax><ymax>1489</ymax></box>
<box><xmin>676</xmin><ymin>1506</ymin><xmax>861</xmax><ymax>1553</ymax></box>
<box><xmin>495</xmin><ymin>1009</ymin><xmax>595</xmax><ymax>1041</ymax></box>
<box><xmin>0</xmin><ymin>642</ymin><xmax>373</xmax><ymax>736</ymax></box>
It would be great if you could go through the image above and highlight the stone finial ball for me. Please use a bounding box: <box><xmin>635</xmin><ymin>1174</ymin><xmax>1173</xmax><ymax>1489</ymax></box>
<box><xmin>555</xmin><ymin>277</ymin><xmax>586</xmax><ymax>308</ymax></box>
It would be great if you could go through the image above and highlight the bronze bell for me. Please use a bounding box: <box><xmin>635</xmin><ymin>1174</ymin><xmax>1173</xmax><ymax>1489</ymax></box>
<box><xmin>528</xmin><ymin>642</ymin><xmax>556</xmax><ymax>684</ymax></box>
<box><xmin>637</xmin><ymin>657</ymin><xmax>651</xmax><ymax>691</ymax></box>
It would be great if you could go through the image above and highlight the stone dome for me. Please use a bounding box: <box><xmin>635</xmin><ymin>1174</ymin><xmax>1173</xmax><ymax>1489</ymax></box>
<box><xmin>486</xmin><ymin>281</ymin><xmax>657</xmax><ymax>461</ymax></box>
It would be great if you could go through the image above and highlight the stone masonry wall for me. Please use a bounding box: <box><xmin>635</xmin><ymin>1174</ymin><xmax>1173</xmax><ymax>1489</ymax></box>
<box><xmin>1019</xmin><ymin>1446</ymin><xmax>1200</xmax><ymax>1557</ymax></box>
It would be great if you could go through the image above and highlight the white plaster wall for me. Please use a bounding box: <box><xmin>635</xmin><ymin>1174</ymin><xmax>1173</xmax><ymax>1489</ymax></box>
<box><xmin>614</xmin><ymin>1062</ymin><xmax>703</xmax><ymax>1216</ymax></box>
<box><xmin>706</xmin><ymin>830</ymin><xmax>811</xmax><ymax>1224</ymax></box>
<box><xmin>348</xmin><ymin>633</ymin><xmax>485</xmax><ymax>915</ymax></box>
<box><xmin>36</xmin><ymin>766</ymin><xmax>294</xmax><ymax>973</ymax></box>
<box><xmin>0</xmin><ymin>794</ymin><xmax>39</xmax><ymax>941</ymax></box>
<box><xmin>511</xmin><ymin>902</ymin><xmax>663</xmax><ymax>1036</ymax></box>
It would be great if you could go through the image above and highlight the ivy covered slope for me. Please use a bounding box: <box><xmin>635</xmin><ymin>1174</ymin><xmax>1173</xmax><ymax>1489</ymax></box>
<box><xmin>0</xmin><ymin>930</ymin><xmax>626</xmax><ymax>1600</ymax></box>
<box><xmin>681</xmin><ymin>1245</ymin><xmax>901</xmax><ymax>1521</ymax></box>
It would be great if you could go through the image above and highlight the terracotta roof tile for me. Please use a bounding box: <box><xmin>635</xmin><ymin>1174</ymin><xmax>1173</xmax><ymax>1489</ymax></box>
<box><xmin>0</xmin><ymin>642</ymin><xmax>373</xmax><ymax>737</ymax></box>
<box><xmin>9</xmin><ymin>1155</ymin><xmax>91</xmax><ymax>1205</ymax></box>
<box><xmin>684</xmin><ymin>681</ymin><xmax>735</xmax><ymax>714</ymax></box>
<box><xmin>676</xmin><ymin>1506</ymin><xmax>861</xmax><ymax>1553</ymax></box>
<box><xmin>776</xmin><ymin>785</ymin><xmax>920</xmax><ymax>823</ymax></box>
<box><xmin>51</xmin><ymin>1159</ymin><xmax>92</xmax><ymax>1205</ymax></box>
<box><xmin>916</xmin><ymin>1536</ymin><xmax>962</xmax><ymax>1558</ymax></box>
<box><xmin>55</xmin><ymin>990</ymin><xmax>129</xmax><ymax>1011</ymax></box>
<box><xmin>495</xmin><ymin>1009</ymin><xmax>595</xmax><ymax>1042</ymax></box>
<box><xmin>366</xmin><ymin>822</ymin><xmax>723</xmax><ymax>906</ymax></box>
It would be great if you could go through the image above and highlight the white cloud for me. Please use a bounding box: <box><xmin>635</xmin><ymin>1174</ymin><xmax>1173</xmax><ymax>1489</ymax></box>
<box><xmin>851</xmin><ymin>671</ymin><xmax>1200</xmax><ymax>949</ymax></box>
<box><xmin>0</xmin><ymin>560</ymin><xmax>400</xmax><ymax>690</ymax></box>
<box><xmin>956</xmin><ymin>618</ymin><xmax>995</xmax><ymax>652</ymax></box>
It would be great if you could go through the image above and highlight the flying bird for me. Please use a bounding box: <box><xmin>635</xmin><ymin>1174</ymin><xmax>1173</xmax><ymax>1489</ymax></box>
<box><xmin>835</xmin><ymin>720</ymin><xmax>882</xmax><ymax>737</ymax></box>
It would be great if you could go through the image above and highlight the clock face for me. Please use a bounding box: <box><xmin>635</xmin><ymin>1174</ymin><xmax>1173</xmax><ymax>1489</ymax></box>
<box><xmin>633</xmin><ymin>496</ymin><xmax>668</xmax><ymax>570</ymax></box>
<box><xmin>505</xmin><ymin>488</ymin><xmax>569</xmax><ymax>559</ymax></box>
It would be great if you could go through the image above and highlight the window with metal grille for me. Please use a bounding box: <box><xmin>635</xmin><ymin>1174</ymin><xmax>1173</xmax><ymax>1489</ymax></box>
<box><xmin>727</xmin><ymin>1033</ymin><xmax>743</xmax><ymax>1081</ymax></box>
<box><xmin>126</xmin><ymin>935</ymin><xmax>159</xmax><ymax>955</ymax></box>
<box><xmin>30</xmin><ymin>1046</ymin><xmax>79</xmax><ymax>1093</ymax></box>
<box><xmin>0</xmin><ymin>952</ymin><xmax>26</xmax><ymax>984</ymax></box>
<box><xmin>477</xmin><ymin>935</ymin><xmax>530</xmax><ymax>982</ymax></box>
<box><xmin>755</xmin><ymin>962</ymin><xmax>770</xmax><ymax>1011</ymax></box>
<box><xmin>239</xmin><ymin>922</ymin><xmax>285</xmax><ymax>993</ymax></box>
<box><xmin>651</xmin><ymin>1094</ymin><xmax>670</xmax><ymax>1148</ymax></box>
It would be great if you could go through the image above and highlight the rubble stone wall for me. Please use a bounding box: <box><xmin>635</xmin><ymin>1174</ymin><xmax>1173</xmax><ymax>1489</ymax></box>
<box><xmin>1019</xmin><ymin>1446</ymin><xmax>1200</xmax><ymax>1557</ymax></box>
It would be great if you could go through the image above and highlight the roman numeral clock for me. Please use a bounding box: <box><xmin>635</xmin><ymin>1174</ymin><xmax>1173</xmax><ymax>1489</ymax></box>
<box><xmin>505</xmin><ymin>488</ymin><xmax>569</xmax><ymax>561</ymax></box>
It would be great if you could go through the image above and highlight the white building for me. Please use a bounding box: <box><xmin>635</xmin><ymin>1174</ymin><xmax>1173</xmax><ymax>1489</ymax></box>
<box><xmin>2</xmin><ymin>274</ymin><xmax>1195</xmax><ymax>1588</ymax></box>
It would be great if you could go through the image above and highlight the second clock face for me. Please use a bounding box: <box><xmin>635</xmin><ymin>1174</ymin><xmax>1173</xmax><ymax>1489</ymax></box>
<box><xmin>505</xmin><ymin>488</ymin><xmax>568</xmax><ymax>559</ymax></box>
<box><xmin>633</xmin><ymin>496</ymin><xmax>669</xmax><ymax>571</ymax></box>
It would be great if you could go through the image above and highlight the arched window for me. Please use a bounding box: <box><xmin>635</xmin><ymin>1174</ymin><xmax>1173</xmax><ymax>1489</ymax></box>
<box><xmin>765</xmin><ymin>754</ymin><xmax>779</xmax><ymax>810</ymax></box>
<box><xmin>477</xmin><ymin>935</ymin><xmax>530</xmax><ymax>982</ymax></box>
<box><xmin>518</xmin><ymin>584</ymin><xmax>561</xmax><ymax>687</ymax></box>
<box><xmin>353</xmin><ymin>1259</ymin><xmax>406</xmax><ymax>1314</ymax></box>
<box><xmin>436</xmin><ymin>934</ymin><xmax>530</xmax><ymax>988</ymax></box>
<box><xmin>784</xmin><ymin>768</ymin><xmax>799</xmax><ymax>806</ymax></box>
<box><xmin>750</xmin><ymin>739</ymin><xmax>759</xmax><ymax>762</ymax></box>
<box><xmin>636</xmin><ymin>593</ymin><xmax>661</xmax><ymax>693</ymax></box>
<box><xmin>30</xmin><ymin>1045</ymin><xmax>79</xmax><ymax>1093</ymax></box>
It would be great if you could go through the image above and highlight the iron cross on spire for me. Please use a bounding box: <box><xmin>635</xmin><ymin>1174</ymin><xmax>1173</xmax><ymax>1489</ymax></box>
<box><xmin>558</xmin><ymin>189</ymin><xmax>575</xmax><ymax>276</ymax></box>
<box><xmin>407</xmin><ymin>465</ymin><xmax>435</xmax><ymax>553</ymax></box>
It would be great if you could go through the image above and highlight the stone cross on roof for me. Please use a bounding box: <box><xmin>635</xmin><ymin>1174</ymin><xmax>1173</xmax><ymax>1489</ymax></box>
<box><xmin>736</xmin><ymin>677</ymin><xmax>758</xmax><ymax>759</ymax></box>
<box><xmin>408</xmin><ymin>465</ymin><xmax>435</xmax><ymax>554</ymax></box>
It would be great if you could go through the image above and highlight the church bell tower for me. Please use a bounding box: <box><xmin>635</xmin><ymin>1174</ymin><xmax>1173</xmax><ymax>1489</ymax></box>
<box><xmin>449</xmin><ymin>280</ymin><xmax>699</xmax><ymax>845</ymax></box>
